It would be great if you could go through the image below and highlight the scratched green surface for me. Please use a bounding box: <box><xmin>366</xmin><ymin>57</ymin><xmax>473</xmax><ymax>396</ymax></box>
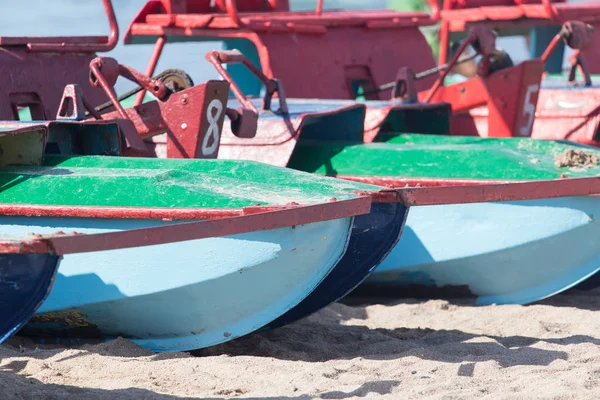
<box><xmin>288</xmin><ymin>134</ymin><xmax>600</xmax><ymax>180</ymax></box>
<box><xmin>0</xmin><ymin>156</ymin><xmax>380</xmax><ymax>209</ymax></box>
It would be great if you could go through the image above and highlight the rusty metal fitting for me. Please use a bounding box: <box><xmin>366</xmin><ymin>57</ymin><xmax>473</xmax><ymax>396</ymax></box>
<box><xmin>560</xmin><ymin>21</ymin><xmax>594</xmax><ymax>51</ymax></box>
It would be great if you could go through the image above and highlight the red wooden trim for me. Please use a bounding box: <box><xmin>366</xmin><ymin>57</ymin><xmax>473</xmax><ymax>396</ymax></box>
<box><xmin>0</xmin><ymin>197</ymin><xmax>368</xmax><ymax>220</ymax></box>
<box><xmin>338</xmin><ymin>175</ymin><xmax>600</xmax><ymax>206</ymax></box>
<box><xmin>339</xmin><ymin>175</ymin><xmax>517</xmax><ymax>187</ymax></box>
<box><xmin>0</xmin><ymin>196</ymin><xmax>372</xmax><ymax>255</ymax></box>
<box><xmin>0</xmin><ymin>204</ymin><xmax>243</xmax><ymax>220</ymax></box>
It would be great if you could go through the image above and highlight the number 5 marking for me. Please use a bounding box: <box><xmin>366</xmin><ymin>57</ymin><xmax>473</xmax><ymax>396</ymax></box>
<box><xmin>202</xmin><ymin>99</ymin><xmax>224</xmax><ymax>156</ymax></box>
<box><xmin>519</xmin><ymin>84</ymin><xmax>539</xmax><ymax>137</ymax></box>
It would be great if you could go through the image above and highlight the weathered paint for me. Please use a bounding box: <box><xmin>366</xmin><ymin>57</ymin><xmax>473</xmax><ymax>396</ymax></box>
<box><xmin>15</xmin><ymin>215</ymin><xmax>353</xmax><ymax>352</ymax></box>
<box><xmin>366</xmin><ymin>196</ymin><xmax>600</xmax><ymax>305</ymax></box>
<box><xmin>0</xmin><ymin>153</ymin><xmax>396</xmax><ymax>350</ymax></box>
<box><xmin>0</xmin><ymin>155</ymin><xmax>382</xmax><ymax>211</ymax></box>
<box><xmin>288</xmin><ymin>133</ymin><xmax>600</xmax><ymax>181</ymax></box>
<box><xmin>0</xmin><ymin>253</ymin><xmax>60</xmax><ymax>343</ymax></box>
<box><xmin>263</xmin><ymin>201</ymin><xmax>408</xmax><ymax>330</ymax></box>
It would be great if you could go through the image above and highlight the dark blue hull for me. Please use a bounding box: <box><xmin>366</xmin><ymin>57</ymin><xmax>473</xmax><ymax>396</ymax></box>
<box><xmin>0</xmin><ymin>254</ymin><xmax>59</xmax><ymax>343</ymax></box>
<box><xmin>263</xmin><ymin>202</ymin><xmax>408</xmax><ymax>330</ymax></box>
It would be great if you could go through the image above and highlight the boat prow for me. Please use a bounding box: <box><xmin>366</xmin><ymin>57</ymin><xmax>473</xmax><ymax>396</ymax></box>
<box><xmin>0</xmin><ymin>249</ymin><xmax>60</xmax><ymax>344</ymax></box>
<box><xmin>291</xmin><ymin>133</ymin><xmax>600</xmax><ymax>305</ymax></box>
<box><xmin>262</xmin><ymin>200</ymin><xmax>408</xmax><ymax>330</ymax></box>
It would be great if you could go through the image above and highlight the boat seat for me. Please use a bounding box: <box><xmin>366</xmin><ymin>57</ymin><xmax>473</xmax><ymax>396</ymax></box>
<box><xmin>142</xmin><ymin>9</ymin><xmax>433</xmax><ymax>30</ymax></box>
<box><xmin>143</xmin><ymin>10</ymin><xmax>433</xmax><ymax>30</ymax></box>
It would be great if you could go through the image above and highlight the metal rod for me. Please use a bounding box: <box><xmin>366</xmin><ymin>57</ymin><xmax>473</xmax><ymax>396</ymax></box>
<box><xmin>540</xmin><ymin>33</ymin><xmax>562</xmax><ymax>63</ymax></box>
<box><xmin>135</xmin><ymin>36</ymin><xmax>167</xmax><ymax>107</ymax></box>
<box><xmin>364</xmin><ymin>53</ymin><xmax>477</xmax><ymax>96</ymax></box>
<box><xmin>424</xmin><ymin>31</ymin><xmax>475</xmax><ymax>103</ymax></box>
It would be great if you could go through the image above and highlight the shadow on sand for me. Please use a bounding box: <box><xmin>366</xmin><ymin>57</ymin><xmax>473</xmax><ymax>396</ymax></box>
<box><xmin>0</xmin><ymin>368</ymin><xmax>397</xmax><ymax>400</ymax></box>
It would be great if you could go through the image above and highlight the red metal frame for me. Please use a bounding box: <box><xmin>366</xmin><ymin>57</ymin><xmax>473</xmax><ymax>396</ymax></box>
<box><xmin>0</xmin><ymin>19</ymin><xmax>247</xmax><ymax>159</ymax></box>
<box><xmin>123</xmin><ymin>1</ymin><xmax>600</xmax><ymax>144</ymax></box>
<box><xmin>0</xmin><ymin>0</ymin><xmax>119</xmax><ymax>53</ymax></box>
<box><xmin>88</xmin><ymin>56</ymin><xmax>232</xmax><ymax>155</ymax></box>
<box><xmin>201</xmin><ymin>50</ymin><xmax>367</xmax><ymax>167</ymax></box>
<box><xmin>418</xmin><ymin>22</ymin><xmax>595</xmax><ymax>139</ymax></box>
<box><xmin>431</xmin><ymin>0</ymin><xmax>600</xmax><ymax>72</ymax></box>
<box><xmin>124</xmin><ymin>0</ymin><xmax>439</xmax><ymax>99</ymax></box>
<box><xmin>428</xmin><ymin>5</ymin><xmax>600</xmax><ymax>144</ymax></box>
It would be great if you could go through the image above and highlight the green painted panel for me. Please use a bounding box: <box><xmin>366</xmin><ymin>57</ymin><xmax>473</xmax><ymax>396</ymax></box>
<box><xmin>0</xmin><ymin>156</ymin><xmax>380</xmax><ymax>209</ymax></box>
<box><xmin>288</xmin><ymin>134</ymin><xmax>600</xmax><ymax>180</ymax></box>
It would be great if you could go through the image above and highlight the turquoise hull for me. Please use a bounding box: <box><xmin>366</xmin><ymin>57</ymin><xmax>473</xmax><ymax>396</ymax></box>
<box><xmin>366</xmin><ymin>196</ymin><xmax>600</xmax><ymax>304</ymax></box>
<box><xmin>10</xmin><ymin>216</ymin><xmax>353</xmax><ymax>352</ymax></box>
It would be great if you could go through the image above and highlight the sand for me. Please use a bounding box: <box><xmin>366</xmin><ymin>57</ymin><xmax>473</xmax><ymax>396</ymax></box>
<box><xmin>1</xmin><ymin>288</ymin><xmax>600</xmax><ymax>400</ymax></box>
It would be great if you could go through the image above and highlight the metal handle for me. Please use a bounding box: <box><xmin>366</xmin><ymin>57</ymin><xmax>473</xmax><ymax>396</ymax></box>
<box><xmin>28</xmin><ymin>0</ymin><xmax>118</xmax><ymax>53</ymax></box>
<box><xmin>205</xmin><ymin>49</ymin><xmax>288</xmax><ymax>114</ymax></box>
<box><xmin>88</xmin><ymin>57</ymin><xmax>169</xmax><ymax>151</ymax></box>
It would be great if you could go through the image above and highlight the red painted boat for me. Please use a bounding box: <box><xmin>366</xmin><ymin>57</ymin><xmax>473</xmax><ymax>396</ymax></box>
<box><xmin>122</xmin><ymin>0</ymin><xmax>600</xmax><ymax>147</ymax></box>
<box><xmin>430</xmin><ymin>0</ymin><xmax>600</xmax><ymax>147</ymax></box>
<box><xmin>430</xmin><ymin>0</ymin><xmax>600</xmax><ymax>74</ymax></box>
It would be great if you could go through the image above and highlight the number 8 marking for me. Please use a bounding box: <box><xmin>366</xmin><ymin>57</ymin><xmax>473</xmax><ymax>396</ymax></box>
<box><xmin>202</xmin><ymin>99</ymin><xmax>224</xmax><ymax>156</ymax></box>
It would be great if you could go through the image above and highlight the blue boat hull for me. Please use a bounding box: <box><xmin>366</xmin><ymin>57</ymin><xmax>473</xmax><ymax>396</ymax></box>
<box><xmin>0</xmin><ymin>253</ymin><xmax>59</xmax><ymax>343</ymax></box>
<box><xmin>5</xmin><ymin>216</ymin><xmax>354</xmax><ymax>352</ymax></box>
<box><xmin>263</xmin><ymin>202</ymin><xmax>408</xmax><ymax>330</ymax></box>
<box><xmin>365</xmin><ymin>196</ymin><xmax>600</xmax><ymax>305</ymax></box>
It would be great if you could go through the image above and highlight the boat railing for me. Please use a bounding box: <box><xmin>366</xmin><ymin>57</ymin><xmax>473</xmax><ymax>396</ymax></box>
<box><xmin>429</xmin><ymin>0</ymin><xmax>558</xmax><ymax>21</ymax></box>
<box><xmin>0</xmin><ymin>0</ymin><xmax>118</xmax><ymax>53</ymax></box>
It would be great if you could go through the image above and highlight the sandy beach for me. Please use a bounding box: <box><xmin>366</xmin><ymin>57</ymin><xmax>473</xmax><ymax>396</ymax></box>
<box><xmin>1</xmin><ymin>287</ymin><xmax>599</xmax><ymax>400</ymax></box>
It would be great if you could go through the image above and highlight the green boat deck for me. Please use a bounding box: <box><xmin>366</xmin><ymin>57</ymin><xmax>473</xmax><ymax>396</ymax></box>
<box><xmin>0</xmin><ymin>156</ymin><xmax>379</xmax><ymax>210</ymax></box>
<box><xmin>288</xmin><ymin>134</ymin><xmax>600</xmax><ymax>181</ymax></box>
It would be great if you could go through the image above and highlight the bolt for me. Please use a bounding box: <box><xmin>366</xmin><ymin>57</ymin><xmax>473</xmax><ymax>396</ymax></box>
<box><xmin>181</xmin><ymin>95</ymin><xmax>188</xmax><ymax>105</ymax></box>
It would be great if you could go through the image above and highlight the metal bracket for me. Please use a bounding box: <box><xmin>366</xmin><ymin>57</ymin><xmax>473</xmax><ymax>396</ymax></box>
<box><xmin>391</xmin><ymin>67</ymin><xmax>418</xmax><ymax>102</ymax></box>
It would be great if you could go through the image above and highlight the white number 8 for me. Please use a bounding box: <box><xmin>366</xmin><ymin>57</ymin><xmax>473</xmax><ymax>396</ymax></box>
<box><xmin>202</xmin><ymin>99</ymin><xmax>224</xmax><ymax>156</ymax></box>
